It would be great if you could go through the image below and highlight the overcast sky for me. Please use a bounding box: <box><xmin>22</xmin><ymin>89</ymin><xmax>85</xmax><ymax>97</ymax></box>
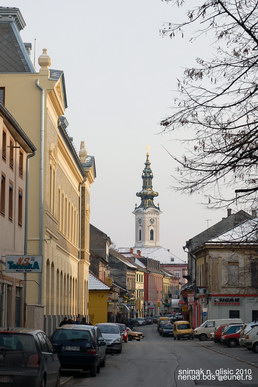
<box><xmin>2</xmin><ymin>0</ymin><xmax>236</xmax><ymax>260</ymax></box>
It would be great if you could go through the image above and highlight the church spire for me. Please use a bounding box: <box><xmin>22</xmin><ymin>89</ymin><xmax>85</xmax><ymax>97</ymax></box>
<box><xmin>135</xmin><ymin>153</ymin><xmax>160</xmax><ymax>210</ymax></box>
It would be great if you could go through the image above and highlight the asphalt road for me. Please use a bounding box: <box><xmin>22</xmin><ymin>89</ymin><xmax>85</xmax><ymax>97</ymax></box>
<box><xmin>63</xmin><ymin>324</ymin><xmax>258</xmax><ymax>387</ymax></box>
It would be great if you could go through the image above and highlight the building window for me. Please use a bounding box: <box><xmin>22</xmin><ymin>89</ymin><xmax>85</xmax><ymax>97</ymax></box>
<box><xmin>251</xmin><ymin>261</ymin><xmax>258</xmax><ymax>288</ymax></box>
<box><xmin>18</xmin><ymin>189</ymin><xmax>23</xmax><ymax>226</ymax></box>
<box><xmin>139</xmin><ymin>229</ymin><xmax>142</xmax><ymax>241</ymax></box>
<box><xmin>9</xmin><ymin>140</ymin><xmax>14</xmax><ymax>169</ymax></box>
<box><xmin>229</xmin><ymin>310</ymin><xmax>240</xmax><ymax>318</ymax></box>
<box><xmin>19</xmin><ymin>151</ymin><xmax>23</xmax><ymax>178</ymax></box>
<box><xmin>0</xmin><ymin>88</ymin><xmax>5</xmax><ymax>105</ymax></box>
<box><xmin>2</xmin><ymin>130</ymin><xmax>6</xmax><ymax>160</ymax></box>
<box><xmin>8</xmin><ymin>181</ymin><xmax>13</xmax><ymax>221</ymax></box>
<box><xmin>1</xmin><ymin>174</ymin><xmax>6</xmax><ymax>215</ymax></box>
<box><xmin>150</xmin><ymin>229</ymin><xmax>154</xmax><ymax>241</ymax></box>
<box><xmin>227</xmin><ymin>262</ymin><xmax>239</xmax><ymax>287</ymax></box>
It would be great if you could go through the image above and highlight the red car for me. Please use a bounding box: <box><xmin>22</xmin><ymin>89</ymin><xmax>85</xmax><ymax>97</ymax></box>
<box><xmin>220</xmin><ymin>324</ymin><xmax>244</xmax><ymax>347</ymax></box>
<box><xmin>213</xmin><ymin>324</ymin><xmax>228</xmax><ymax>343</ymax></box>
<box><xmin>116</xmin><ymin>323</ymin><xmax>128</xmax><ymax>343</ymax></box>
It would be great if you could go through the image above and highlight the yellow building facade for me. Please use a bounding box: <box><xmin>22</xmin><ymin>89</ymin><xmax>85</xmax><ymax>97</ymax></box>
<box><xmin>88</xmin><ymin>273</ymin><xmax>110</xmax><ymax>325</ymax></box>
<box><xmin>0</xmin><ymin>8</ymin><xmax>95</xmax><ymax>331</ymax></box>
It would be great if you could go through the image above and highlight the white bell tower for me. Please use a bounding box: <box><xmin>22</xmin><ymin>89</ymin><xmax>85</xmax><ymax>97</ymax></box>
<box><xmin>133</xmin><ymin>153</ymin><xmax>161</xmax><ymax>248</ymax></box>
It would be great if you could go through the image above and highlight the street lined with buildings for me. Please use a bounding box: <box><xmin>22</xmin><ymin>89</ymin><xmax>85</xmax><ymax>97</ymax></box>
<box><xmin>64</xmin><ymin>325</ymin><xmax>258</xmax><ymax>387</ymax></box>
<box><xmin>0</xmin><ymin>5</ymin><xmax>258</xmax><ymax>387</ymax></box>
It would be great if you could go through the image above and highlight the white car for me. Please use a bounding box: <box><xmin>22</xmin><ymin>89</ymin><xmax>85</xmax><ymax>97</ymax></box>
<box><xmin>243</xmin><ymin>325</ymin><xmax>258</xmax><ymax>352</ymax></box>
<box><xmin>239</xmin><ymin>323</ymin><xmax>258</xmax><ymax>347</ymax></box>
<box><xmin>96</xmin><ymin>323</ymin><xmax>123</xmax><ymax>353</ymax></box>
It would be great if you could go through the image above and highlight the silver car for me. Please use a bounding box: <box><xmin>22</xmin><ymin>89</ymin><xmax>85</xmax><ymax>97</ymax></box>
<box><xmin>96</xmin><ymin>323</ymin><xmax>122</xmax><ymax>353</ymax></box>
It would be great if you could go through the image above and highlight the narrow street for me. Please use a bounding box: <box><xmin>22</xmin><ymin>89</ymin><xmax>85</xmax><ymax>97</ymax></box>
<box><xmin>63</xmin><ymin>325</ymin><xmax>258</xmax><ymax>387</ymax></box>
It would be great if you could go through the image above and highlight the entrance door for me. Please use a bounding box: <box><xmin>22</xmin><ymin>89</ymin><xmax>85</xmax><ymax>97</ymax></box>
<box><xmin>252</xmin><ymin>310</ymin><xmax>258</xmax><ymax>322</ymax></box>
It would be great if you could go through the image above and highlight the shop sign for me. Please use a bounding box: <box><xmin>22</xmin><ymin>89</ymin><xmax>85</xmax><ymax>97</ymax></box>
<box><xmin>181</xmin><ymin>305</ymin><xmax>188</xmax><ymax>312</ymax></box>
<box><xmin>213</xmin><ymin>297</ymin><xmax>240</xmax><ymax>305</ymax></box>
<box><xmin>187</xmin><ymin>295</ymin><xmax>194</xmax><ymax>304</ymax></box>
<box><xmin>5</xmin><ymin>256</ymin><xmax>42</xmax><ymax>273</ymax></box>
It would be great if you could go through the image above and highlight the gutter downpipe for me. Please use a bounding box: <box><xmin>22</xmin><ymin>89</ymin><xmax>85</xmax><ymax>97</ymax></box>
<box><xmin>36</xmin><ymin>79</ymin><xmax>45</xmax><ymax>306</ymax></box>
<box><xmin>24</xmin><ymin>151</ymin><xmax>36</xmax><ymax>326</ymax></box>
<box><xmin>79</xmin><ymin>175</ymin><xmax>87</xmax><ymax>317</ymax></box>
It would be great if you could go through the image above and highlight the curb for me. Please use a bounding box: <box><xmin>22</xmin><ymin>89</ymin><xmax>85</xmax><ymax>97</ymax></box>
<box><xmin>60</xmin><ymin>376</ymin><xmax>73</xmax><ymax>386</ymax></box>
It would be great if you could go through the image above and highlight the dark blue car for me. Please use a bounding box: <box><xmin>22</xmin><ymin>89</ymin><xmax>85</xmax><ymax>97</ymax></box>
<box><xmin>51</xmin><ymin>325</ymin><xmax>103</xmax><ymax>377</ymax></box>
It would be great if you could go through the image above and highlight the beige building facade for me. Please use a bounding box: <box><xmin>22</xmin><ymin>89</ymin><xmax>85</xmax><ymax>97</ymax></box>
<box><xmin>0</xmin><ymin>8</ymin><xmax>95</xmax><ymax>331</ymax></box>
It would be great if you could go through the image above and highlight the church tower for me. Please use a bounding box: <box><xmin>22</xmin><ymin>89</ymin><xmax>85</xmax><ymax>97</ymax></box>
<box><xmin>133</xmin><ymin>153</ymin><xmax>161</xmax><ymax>248</ymax></box>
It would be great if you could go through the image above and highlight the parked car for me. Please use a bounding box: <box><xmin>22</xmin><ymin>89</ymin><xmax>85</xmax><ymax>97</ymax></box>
<box><xmin>158</xmin><ymin>320</ymin><xmax>171</xmax><ymax>335</ymax></box>
<box><xmin>86</xmin><ymin>325</ymin><xmax>107</xmax><ymax>367</ymax></box>
<box><xmin>0</xmin><ymin>328</ymin><xmax>60</xmax><ymax>387</ymax></box>
<box><xmin>115</xmin><ymin>323</ymin><xmax>128</xmax><ymax>343</ymax></box>
<box><xmin>173</xmin><ymin>321</ymin><xmax>194</xmax><ymax>340</ymax></box>
<box><xmin>193</xmin><ymin>318</ymin><xmax>243</xmax><ymax>341</ymax></box>
<box><xmin>160</xmin><ymin>322</ymin><xmax>174</xmax><ymax>337</ymax></box>
<box><xmin>157</xmin><ymin>317</ymin><xmax>170</xmax><ymax>331</ymax></box>
<box><xmin>126</xmin><ymin>328</ymin><xmax>144</xmax><ymax>341</ymax></box>
<box><xmin>96</xmin><ymin>323</ymin><xmax>123</xmax><ymax>353</ymax></box>
<box><xmin>152</xmin><ymin>315</ymin><xmax>160</xmax><ymax>324</ymax></box>
<box><xmin>132</xmin><ymin>318</ymin><xmax>147</xmax><ymax>326</ymax></box>
<box><xmin>220</xmin><ymin>324</ymin><xmax>244</xmax><ymax>347</ymax></box>
<box><xmin>239</xmin><ymin>323</ymin><xmax>258</xmax><ymax>347</ymax></box>
<box><xmin>51</xmin><ymin>324</ymin><xmax>106</xmax><ymax>376</ymax></box>
<box><xmin>145</xmin><ymin>316</ymin><xmax>153</xmax><ymax>325</ymax></box>
<box><xmin>243</xmin><ymin>325</ymin><xmax>258</xmax><ymax>352</ymax></box>
<box><xmin>213</xmin><ymin>324</ymin><xmax>228</xmax><ymax>343</ymax></box>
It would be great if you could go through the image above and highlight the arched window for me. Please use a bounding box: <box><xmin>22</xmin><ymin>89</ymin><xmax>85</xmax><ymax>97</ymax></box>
<box><xmin>139</xmin><ymin>229</ymin><xmax>142</xmax><ymax>241</ymax></box>
<box><xmin>150</xmin><ymin>229</ymin><xmax>154</xmax><ymax>241</ymax></box>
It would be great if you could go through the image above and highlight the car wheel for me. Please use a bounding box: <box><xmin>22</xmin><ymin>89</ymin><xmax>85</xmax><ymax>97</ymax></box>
<box><xmin>117</xmin><ymin>345</ymin><xmax>122</xmax><ymax>353</ymax></box>
<box><xmin>90</xmin><ymin>363</ymin><xmax>97</xmax><ymax>377</ymax></box>
<box><xmin>101</xmin><ymin>356</ymin><xmax>106</xmax><ymax>367</ymax></box>
<box><xmin>228</xmin><ymin>339</ymin><xmax>238</xmax><ymax>348</ymax></box>
<box><xmin>252</xmin><ymin>343</ymin><xmax>258</xmax><ymax>353</ymax></box>
<box><xmin>199</xmin><ymin>334</ymin><xmax>207</xmax><ymax>341</ymax></box>
<box><xmin>128</xmin><ymin>335</ymin><xmax>133</xmax><ymax>341</ymax></box>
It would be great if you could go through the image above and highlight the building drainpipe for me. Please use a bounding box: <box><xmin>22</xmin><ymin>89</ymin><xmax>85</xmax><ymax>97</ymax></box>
<box><xmin>79</xmin><ymin>176</ymin><xmax>87</xmax><ymax>318</ymax></box>
<box><xmin>23</xmin><ymin>151</ymin><xmax>36</xmax><ymax>326</ymax></box>
<box><xmin>36</xmin><ymin>79</ymin><xmax>45</xmax><ymax>306</ymax></box>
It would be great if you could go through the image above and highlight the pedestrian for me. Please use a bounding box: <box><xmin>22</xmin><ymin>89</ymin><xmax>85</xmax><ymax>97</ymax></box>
<box><xmin>75</xmin><ymin>315</ymin><xmax>81</xmax><ymax>324</ymax></box>
<box><xmin>59</xmin><ymin>316</ymin><xmax>68</xmax><ymax>327</ymax></box>
<box><xmin>81</xmin><ymin>317</ymin><xmax>87</xmax><ymax>325</ymax></box>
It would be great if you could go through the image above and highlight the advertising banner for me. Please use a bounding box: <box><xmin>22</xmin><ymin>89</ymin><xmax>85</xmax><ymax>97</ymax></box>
<box><xmin>5</xmin><ymin>255</ymin><xmax>42</xmax><ymax>273</ymax></box>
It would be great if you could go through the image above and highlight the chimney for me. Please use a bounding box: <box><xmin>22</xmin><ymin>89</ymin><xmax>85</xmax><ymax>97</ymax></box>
<box><xmin>227</xmin><ymin>208</ymin><xmax>232</xmax><ymax>217</ymax></box>
<box><xmin>79</xmin><ymin>141</ymin><xmax>87</xmax><ymax>163</ymax></box>
<box><xmin>24</xmin><ymin>42</ymin><xmax>32</xmax><ymax>56</ymax></box>
<box><xmin>0</xmin><ymin>7</ymin><xmax>26</xmax><ymax>31</ymax></box>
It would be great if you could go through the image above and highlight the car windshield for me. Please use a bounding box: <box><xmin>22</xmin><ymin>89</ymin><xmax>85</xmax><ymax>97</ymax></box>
<box><xmin>98</xmin><ymin>325</ymin><xmax>120</xmax><ymax>334</ymax></box>
<box><xmin>52</xmin><ymin>329</ymin><xmax>91</xmax><ymax>342</ymax></box>
<box><xmin>177</xmin><ymin>324</ymin><xmax>190</xmax><ymax>330</ymax></box>
<box><xmin>224</xmin><ymin>325</ymin><xmax>242</xmax><ymax>334</ymax></box>
<box><xmin>0</xmin><ymin>333</ymin><xmax>37</xmax><ymax>352</ymax></box>
<box><xmin>163</xmin><ymin>323</ymin><xmax>173</xmax><ymax>328</ymax></box>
